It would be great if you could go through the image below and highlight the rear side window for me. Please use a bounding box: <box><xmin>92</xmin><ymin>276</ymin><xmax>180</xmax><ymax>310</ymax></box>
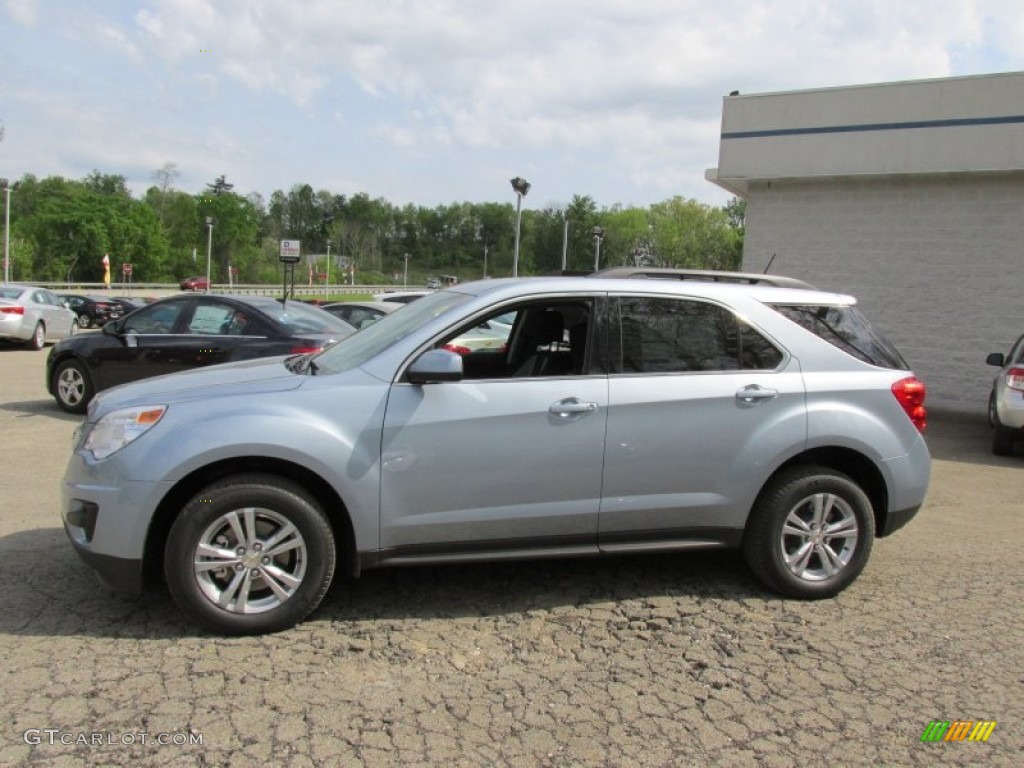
<box><xmin>771</xmin><ymin>304</ymin><xmax>908</xmax><ymax>370</ymax></box>
<box><xmin>615</xmin><ymin>297</ymin><xmax>783</xmax><ymax>373</ymax></box>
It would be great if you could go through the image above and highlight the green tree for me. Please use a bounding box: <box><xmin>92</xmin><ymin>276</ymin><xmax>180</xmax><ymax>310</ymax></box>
<box><xmin>649</xmin><ymin>196</ymin><xmax>741</xmax><ymax>270</ymax></box>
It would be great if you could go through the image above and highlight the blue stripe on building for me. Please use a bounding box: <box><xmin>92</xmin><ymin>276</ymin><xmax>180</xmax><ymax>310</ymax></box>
<box><xmin>722</xmin><ymin>115</ymin><xmax>1024</xmax><ymax>140</ymax></box>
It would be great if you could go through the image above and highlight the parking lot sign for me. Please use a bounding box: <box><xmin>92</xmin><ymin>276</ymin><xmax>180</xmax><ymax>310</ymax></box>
<box><xmin>279</xmin><ymin>240</ymin><xmax>301</xmax><ymax>263</ymax></box>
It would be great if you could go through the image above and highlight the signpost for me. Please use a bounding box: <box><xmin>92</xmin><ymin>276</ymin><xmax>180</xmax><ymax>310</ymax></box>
<box><xmin>279</xmin><ymin>240</ymin><xmax>301</xmax><ymax>300</ymax></box>
<box><xmin>122</xmin><ymin>263</ymin><xmax>133</xmax><ymax>293</ymax></box>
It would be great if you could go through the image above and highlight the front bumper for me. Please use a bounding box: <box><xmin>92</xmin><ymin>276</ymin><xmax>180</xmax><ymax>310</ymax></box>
<box><xmin>64</xmin><ymin>531</ymin><xmax>144</xmax><ymax>598</ymax></box>
<box><xmin>61</xmin><ymin>448</ymin><xmax>173</xmax><ymax>597</ymax></box>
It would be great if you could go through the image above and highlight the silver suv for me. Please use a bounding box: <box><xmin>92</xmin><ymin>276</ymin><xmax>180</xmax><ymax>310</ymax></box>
<box><xmin>61</xmin><ymin>277</ymin><xmax>931</xmax><ymax>635</ymax></box>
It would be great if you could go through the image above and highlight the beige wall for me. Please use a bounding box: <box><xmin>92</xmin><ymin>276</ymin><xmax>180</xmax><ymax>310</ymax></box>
<box><xmin>741</xmin><ymin>174</ymin><xmax>1024</xmax><ymax>410</ymax></box>
<box><xmin>713</xmin><ymin>72</ymin><xmax>1024</xmax><ymax>194</ymax></box>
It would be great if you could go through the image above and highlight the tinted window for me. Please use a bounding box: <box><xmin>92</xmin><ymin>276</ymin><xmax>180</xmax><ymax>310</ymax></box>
<box><xmin>123</xmin><ymin>301</ymin><xmax>188</xmax><ymax>334</ymax></box>
<box><xmin>771</xmin><ymin>304</ymin><xmax>908</xmax><ymax>370</ymax></box>
<box><xmin>616</xmin><ymin>297</ymin><xmax>782</xmax><ymax>373</ymax></box>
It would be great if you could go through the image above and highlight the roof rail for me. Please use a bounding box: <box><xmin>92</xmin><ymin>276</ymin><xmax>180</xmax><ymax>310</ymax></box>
<box><xmin>589</xmin><ymin>267</ymin><xmax>815</xmax><ymax>289</ymax></box>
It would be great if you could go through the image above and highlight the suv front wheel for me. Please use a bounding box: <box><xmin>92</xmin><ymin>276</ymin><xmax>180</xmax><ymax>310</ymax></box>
<box><xmin>164</xmin><ymin>474</ymin><xmax>337</xmax><ymax>635</ymax></box>
<box><xmin>743</xmin><ymin>466</ymin><xmax>875</xmax><ymax>598</ymax></box>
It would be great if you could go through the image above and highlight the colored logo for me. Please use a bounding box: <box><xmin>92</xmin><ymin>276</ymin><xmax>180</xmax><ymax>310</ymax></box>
<box><xmin>920</xmin><ymin>720</ymin><xmax>996</xmax><ymax>742</ymax></box>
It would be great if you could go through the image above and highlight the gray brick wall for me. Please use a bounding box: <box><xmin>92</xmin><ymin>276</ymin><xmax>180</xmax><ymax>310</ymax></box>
<box><xmin>742</xmin><ymin>174</ymin><xmax>1024</xmax><ymax>412</ymax></box>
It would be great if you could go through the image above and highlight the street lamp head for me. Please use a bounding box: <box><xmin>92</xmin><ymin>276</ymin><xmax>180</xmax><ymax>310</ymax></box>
<box><xmin>510</xmin><ymin>177</ymin><xmax>531</xmax><ymax>197</ymax></box>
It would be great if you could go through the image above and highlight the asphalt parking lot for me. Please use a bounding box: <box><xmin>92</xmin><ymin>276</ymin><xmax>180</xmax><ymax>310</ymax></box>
<box><xmin>0</xmin><ymin>345</ymin><xmax>1021</xmax><ymax>767</ymax></box>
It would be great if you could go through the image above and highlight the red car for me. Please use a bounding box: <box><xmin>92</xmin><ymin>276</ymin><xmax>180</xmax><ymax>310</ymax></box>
<box><xmin>179</xmin><ymin>275</ymin><xmax>209</xmax><ymax>291</ymax></box>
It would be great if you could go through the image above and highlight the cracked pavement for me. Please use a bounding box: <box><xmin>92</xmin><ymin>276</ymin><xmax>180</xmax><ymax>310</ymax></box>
<box><xmin>0</xmin><ymin>346</ymin><xmax>1021</xmax><ymax>767</ymax></box>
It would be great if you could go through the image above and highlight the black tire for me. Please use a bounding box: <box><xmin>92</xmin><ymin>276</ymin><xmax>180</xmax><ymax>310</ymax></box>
<box><xmin>743</xmin><ymin>466</ymin><xmax>875</xmax><ymax>599</ymax></box>
<box><xmin>53</xmin><ymin>359</ymin><xmax>94</xmax><ymax>414</ymax></box>
<box><xmin>992</xmin><ymin>424</ymin><xmax>1015</xmax><ymax>456</ymax></box>
<box><xmin>77</xmin><ymin>313</ymin><xmax>91</xmax><ymax>329</ymax></box>
<box><xmin>164</xmin><ymin>474</ymin><xmax>336</xmax><ymax>635</ymax></box>
<box><xmin>26</xmin><ymin>322</ymin><xmax>45</xmax><ymax>351</ymax></box>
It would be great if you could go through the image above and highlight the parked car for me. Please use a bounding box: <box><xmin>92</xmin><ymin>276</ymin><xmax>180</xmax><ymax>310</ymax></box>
<box><xmin>179</xmin><ymin>276</ymin><xmax>209</xmax><ymax>291</ymax></box>
<box><xmin>58</xmin><ymin>293</ymin><xmax>125</xmax><ymax>329</ymax></box>
<box><xmin>322</xmin><ymin>300</ymin><xmax>401</xmax><ymax>329</ymax></box>
<box><xmin>61</xmin><ymin>276</ymin><xmax>930</xmax><ymax>635</ymax></box>
<box><xmin>0</xmin><ymin>284</ymin><xmax>78</xmax><ymax>349</ymax></box>
<box><xmin>47</xmin><ymin>294</ymin><xmax>355</xmax><ymax>413</ymax></box>
<box><xmin>986</xmin><ymin>335</ymin><xmax>1024</xmax><ymax>455</ymax></box>
<box><xmin>106</xmin><ymin>296</ymin><xmax>155</xmax><ymax>314</ymax></box>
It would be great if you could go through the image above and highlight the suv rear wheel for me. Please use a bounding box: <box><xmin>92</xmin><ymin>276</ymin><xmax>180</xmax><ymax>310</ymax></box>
<box><xmin>164</xmin><ymin>474</ymin><xmax>336</xmax><ymax>635</ymax></box>
<box><xmin>744</xmin><ymin>466</ymin><xmax>875</xmax><ymax>598</ymax></box>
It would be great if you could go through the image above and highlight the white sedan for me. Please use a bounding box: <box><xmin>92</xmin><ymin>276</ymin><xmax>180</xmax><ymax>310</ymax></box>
<box><xmin>0</xmin><ymin>284</ymin><xmax>78</xmax><ymax>350</ymax></box>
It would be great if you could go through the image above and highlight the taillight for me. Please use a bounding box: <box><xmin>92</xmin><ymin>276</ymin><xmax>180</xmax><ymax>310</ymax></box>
<box><xmin>892</xmin><ymin>376</ymin><xmax>927</xmax><ymax>432</ymax></box>
<box><xmin>442</xmin><ymin>343</ymin><xmax>472</xmax><ymax>356</ymax></box>
<box><xmin>289</xmin><ymin>346</ymin><xmax>323</xmax><ymax>355</ymax></box>
<box><xmin>0</xmin><ymin>306</ymin><xmax>25</xmax><ymax>315</ymax></box>
<box><xmin>1005</xmin><ymin>367</ymin><xmax>1024</xmax><ymax>391</ymax></box>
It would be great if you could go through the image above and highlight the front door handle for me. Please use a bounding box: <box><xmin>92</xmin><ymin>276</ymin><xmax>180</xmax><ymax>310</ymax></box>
<box><xmin>549</xmin><ymin>398</ymin><xmax>599</xmax><ymax>417</ymax></box>
<box><xmin>736</xmin><ymin>384</ymin><xmax>778</xmax><ymax>404</ymax></box>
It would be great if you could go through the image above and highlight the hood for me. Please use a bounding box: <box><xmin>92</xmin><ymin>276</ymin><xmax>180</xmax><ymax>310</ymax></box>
<box><xmin>88</xmin><ymin>355</ymin><xmax>304</xmax><ymax>420</ymax></box>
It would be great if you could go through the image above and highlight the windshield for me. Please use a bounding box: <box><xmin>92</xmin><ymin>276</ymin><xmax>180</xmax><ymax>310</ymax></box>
<box><xmin>314</xmin><ymin>290</ymin><xmax>471</xmax><ymax>374</ymax></box>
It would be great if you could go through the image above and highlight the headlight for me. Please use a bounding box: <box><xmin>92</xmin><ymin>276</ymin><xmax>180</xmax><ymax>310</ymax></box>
<box><xmin>84</xmin><ymin>405</ymin><xmax>167</xmax><ymax>460</ymax></box>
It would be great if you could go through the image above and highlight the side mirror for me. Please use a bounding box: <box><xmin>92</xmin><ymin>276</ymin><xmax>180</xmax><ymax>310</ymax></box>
<box><xmin>986</xmin><ymin>352</ymin><xmax>1005</xmax><ymax>367</ymax></box>
<box><xmin>407</xmin><ymin>349</ymin><xmax>464</xmax><ymax>384</ymax></box>
<box><xmin>102</xmin><ymin>321</ymin><xmax>121</xmax><ymax>337</ymax></box>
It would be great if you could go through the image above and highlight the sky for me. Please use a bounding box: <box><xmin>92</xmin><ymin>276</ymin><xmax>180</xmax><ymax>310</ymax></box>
<box><xmin>2</xmin><ymin>0</ymin><xmax>1024</xmax><ymax>211</ymax></box>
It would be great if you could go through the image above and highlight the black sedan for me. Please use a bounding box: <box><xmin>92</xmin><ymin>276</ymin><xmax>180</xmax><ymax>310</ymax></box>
<box><xmin>46</xmin><ymin>294</ymin><xmax>356</xmax><ymax>413</ymax></box>
<box><xmin>59</xmin><ymin>293</ymin><xmax>125</xmax><ymax>329</ymax></box>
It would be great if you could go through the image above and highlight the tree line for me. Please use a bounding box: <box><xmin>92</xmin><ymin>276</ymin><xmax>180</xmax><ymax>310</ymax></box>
<box><xmin>1</xmin><ymin>166</ymin><xmax>745</xmax><ymax>285</ymax></box>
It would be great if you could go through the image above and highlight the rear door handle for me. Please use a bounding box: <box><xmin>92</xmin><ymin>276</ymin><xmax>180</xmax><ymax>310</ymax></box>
<box><xmin>736</xmin><ymin>384</ymin><xmax>778</xmax><ymax>404</ymax></box>
<box><xmin>549</xmin><ymin>398</ymin><xmax>599</xmax><ymax>417</ymax></box>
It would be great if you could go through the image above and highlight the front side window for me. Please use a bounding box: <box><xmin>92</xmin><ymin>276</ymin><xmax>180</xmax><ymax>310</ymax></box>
<box><xmin>123</xmin><ymin>301</ymin><xmax>188</xmax><ymax>334</ymax></box>
<box><xmin>615</xmin><ymin>296</ymin><xmax>782</xmax><ymax>373</ymax></box>
<box><xmin>436</xmin><ymin>299</ymin><xmax>594</xmax><ymax>380</ymax></box>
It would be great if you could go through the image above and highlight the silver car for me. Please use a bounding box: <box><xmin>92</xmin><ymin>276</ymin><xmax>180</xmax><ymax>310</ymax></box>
<box><xmin>0</xmin><ymin>284</ymin><xmax>78</xmax><ymax>349</ymax></box>
<box><xmin>986</xmin><ymin>336</ymin><xmax>1024</xmax><ymax>455</ymax></box>
<box><xmin>61</xmin><ymin>277</ymin><xmax>931</xmax><ymax>635</ymax></box>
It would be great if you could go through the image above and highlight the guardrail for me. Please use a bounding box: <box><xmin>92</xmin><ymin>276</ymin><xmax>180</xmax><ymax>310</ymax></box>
<box><xmin>30</xmin><ymin>283</ymin><xmax>425</xmax><ymax>297</ymax></box>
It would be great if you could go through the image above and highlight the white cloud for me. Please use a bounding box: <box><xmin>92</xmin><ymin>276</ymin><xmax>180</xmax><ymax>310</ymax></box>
<box><xmin>3</xmin><ymin>0</ymin><xmax>40</xmax><ymax>26</ymax></box>
<box><xmin>4</xmin><ymin>0</ymin><xmax>1024</xmax><ymax>206</ymax></box>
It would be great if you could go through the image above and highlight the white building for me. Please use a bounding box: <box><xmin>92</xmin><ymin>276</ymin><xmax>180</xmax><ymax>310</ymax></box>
<box><xmin>707</xmin><ymin>72</ymin><xmax>1024</xmax><ymax>411</ymax></box>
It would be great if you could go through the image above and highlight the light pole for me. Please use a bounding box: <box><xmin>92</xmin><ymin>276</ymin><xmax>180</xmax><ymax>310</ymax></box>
<box><xmin>483</xmin><ymin>243</ymin><xmax>488</xmax><ymax>279</ymax></box>
<box><xmin>0</xmin><ymin>178</ymin><xmax>10</xmax><ymax>284</ymax></box>
<box><xmin>325</xmin><ymin>243</ymin><xmax>331</xmax><ymax>299</ymax></box>
<box><xmin>403</xmin><ymin>253</ymin><xmax>410</xmax><ymax>289</ymax></box>
<box><xmin>510</xmin><ymin>176</ymin><xmax>530</xmax><ymax>277</ymax></box>
<box><xmin>204</xmin><ymin>217</ymin><xmax>214</xmax><ymax>293</ymax></box>
<box><xmin>592</xmin><ymin>226</ymin><xmax>605</xmax><ymax>272</ymax></box>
